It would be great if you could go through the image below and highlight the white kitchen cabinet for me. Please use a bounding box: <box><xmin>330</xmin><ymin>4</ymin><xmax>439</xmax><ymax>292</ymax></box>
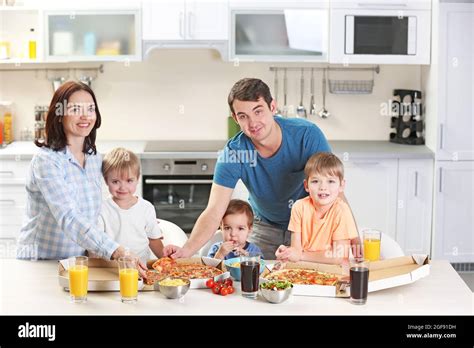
<box><xmin>340</xmin><ymin>159</ymin><xmax>399</xmax><ymax>239</ymax></box>
<box><xmin>0</xmin><ymin>157</ymin><xmax>30</xmax><ymax>239</ymax></box>
<box><xmin>229</xmin><ymin>6</ymin><xmax>328</xmax><ymax>62</ymax></box>
<box><xmin>433</xmin><ymin>161</ymin><xmax>474</xmax><ymax>262</ymax></box>
<box><xmin>142</xmin><ymin>0</ymin><xmax>228</xmax><ymax>41</ymax></box>
<box><xmin>44</xmin><ymin>8</ymin><xmax>142</xmax><ymax>62</ymax></box>
<box><xmin>437</xmin><ymin>2</ymin><xmax>474</xmax><ymax>161</ymax></box>
<box><xmin>396</xmin><ymin>159</ymin><xmax>433</xmax><ymax>255</ymax></box>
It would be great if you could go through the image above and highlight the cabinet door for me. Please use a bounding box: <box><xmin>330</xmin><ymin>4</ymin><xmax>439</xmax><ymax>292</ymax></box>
<box><xmin>434</xmin><ymin>161</ymin><xmax>474</xmax><ymax>262</ymax></box>
<box><xmin>438</xmin><ymin>3</ymin><xmax>474</xmax><ymax>160</ymax></box>
<box><xmin>396</xmin><ymin>159</ymin><xmax>433</xmax><ymax>255</ymax></box>
<box><xmin>230</xmin><ymin>9</ymin><xmax>328</xmax><ymax>61</ymax></box>
<box><xmin>186</xmin><ymin>0</ymin><xmax>228</xmax><ymax>40</ymax></box>
<box><xmin>142</xmin><ymin>0</ymin><xmax>186</xmax><ymax>40</ymax></box>
<box><xmin>343</xmin><ymin>159</ymin><xmax>398</xmax><ymax>239</ymax></box>
<box><xmin>45</xmin><ymin>10</ymin><xmax>142</xmax><ymax>61</ymax></box>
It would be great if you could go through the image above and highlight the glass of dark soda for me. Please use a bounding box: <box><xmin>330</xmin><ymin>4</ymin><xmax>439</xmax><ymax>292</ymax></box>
<box><xmin>350</xmin><ymin>259</ymin><xmax>370</xmax><ymax>305</ymax></box>
<box><xmin>240</xmin><ymin>254</ymin><xmax>260</xmax><ymax>299</ymax></box>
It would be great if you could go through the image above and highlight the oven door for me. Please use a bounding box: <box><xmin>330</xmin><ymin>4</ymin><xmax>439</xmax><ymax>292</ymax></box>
<box><xmin>143</xmin><ymin>176</ymin><xmax>213</xmax><ymax>234</ymax></box>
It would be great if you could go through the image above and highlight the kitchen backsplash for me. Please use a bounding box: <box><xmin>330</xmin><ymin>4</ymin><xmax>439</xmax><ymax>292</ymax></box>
<box><xmin>0</xmin><ymin>49</ymin><xmax>422</xmax><ymax>141</ymax></box>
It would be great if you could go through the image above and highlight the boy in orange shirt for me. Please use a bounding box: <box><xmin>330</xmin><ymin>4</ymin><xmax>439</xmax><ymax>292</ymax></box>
<box><xmin>275</xmin><ymin>152</ymin><xmax>359</xmax><ymax>264</ymax></box>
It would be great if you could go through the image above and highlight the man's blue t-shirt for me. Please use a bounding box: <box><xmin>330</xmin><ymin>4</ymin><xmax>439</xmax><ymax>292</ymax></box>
<box><xmin>214</xmin><ymin>116</ymin><xmax>331</xmax><ymax>230</ymax></box>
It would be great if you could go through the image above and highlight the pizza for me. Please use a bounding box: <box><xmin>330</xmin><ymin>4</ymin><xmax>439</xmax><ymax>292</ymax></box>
<box><xmin>144</xmin><ymin>257</ymin><xmax>223</xmax><ymax>285</ymax></box>
<box><xmin>264</xmin><ymin>268</ymin><xmax>340</xmax><ymax>286</ymax></box>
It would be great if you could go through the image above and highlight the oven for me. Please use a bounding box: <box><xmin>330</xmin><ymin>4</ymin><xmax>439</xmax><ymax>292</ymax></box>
<box><xmin>141</xmin><ymin>158</ymin><xmax>217</xmax><ymax>235</ymax></box>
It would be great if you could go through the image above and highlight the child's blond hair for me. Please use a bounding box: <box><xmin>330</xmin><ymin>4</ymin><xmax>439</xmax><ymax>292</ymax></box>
<box><xmin>102</xmin><ymin>147</ymin><xmax>140</xmax><ymax>180</ymax></box>
<box><xmin>304</xmin><ymin>152</ymin><xmax>344</xmax><ymax>182</ymax></box>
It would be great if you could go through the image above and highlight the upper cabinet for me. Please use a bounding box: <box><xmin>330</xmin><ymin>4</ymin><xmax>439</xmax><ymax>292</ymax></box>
<box><xmin>142</xmin><ymin>0</ymin><xmax>228</xmax><ymax>41</ymax></box>
<box><xmin>329</xmin><ymin>0</ymin><xmax>431</xmax><ymax>65</ymax></box>
<box><xmin>44</xmin><ymin>9</ymin><xmax>142</xmax><ymax>62</ymax></box>
<box><xmin>229</xmin><ymin>1</ymin><xmax>329</xmax><ymax>62</ymax></box>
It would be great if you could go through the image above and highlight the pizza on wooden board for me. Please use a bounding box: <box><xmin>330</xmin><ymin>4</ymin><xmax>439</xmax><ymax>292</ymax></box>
<box><xmin>264</xmin><ymin>268</ymin><xmax>340</xmax><ymax>286</ymax></box>
<box><xmin>145</xmin><ymin>257</ymin><xmax>223</xmax><ymax>285</ymax></box>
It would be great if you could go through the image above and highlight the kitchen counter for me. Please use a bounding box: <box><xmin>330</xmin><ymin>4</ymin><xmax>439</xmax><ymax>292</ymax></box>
<box><xmin>0</xmin><ymin>140</ymin><xmax>434</xmax><ymax>160</ymax></box>
<box><xmin>1</xmin><ymin>259</ymin><xmax>471</xmax><ymax>315</ymax></box>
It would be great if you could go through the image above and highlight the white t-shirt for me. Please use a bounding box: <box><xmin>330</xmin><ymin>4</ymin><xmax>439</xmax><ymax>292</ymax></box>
<box><xmin>98</xmin><ymin>196</ymin><xmax>162</xmax><ymax>262</ymax></box>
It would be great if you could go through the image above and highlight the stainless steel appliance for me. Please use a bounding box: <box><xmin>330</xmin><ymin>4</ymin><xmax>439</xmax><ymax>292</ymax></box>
<box><xmin>142</xmin><ymin>141</ymin><xmax>227</xmax><ymax>234</ymax></box>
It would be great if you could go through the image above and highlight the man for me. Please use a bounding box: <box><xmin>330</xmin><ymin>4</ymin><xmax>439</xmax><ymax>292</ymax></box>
<box><xmin>164</xmin><ymin>78</ymin><xmax>361</xmax><ymax>259</ymax></box>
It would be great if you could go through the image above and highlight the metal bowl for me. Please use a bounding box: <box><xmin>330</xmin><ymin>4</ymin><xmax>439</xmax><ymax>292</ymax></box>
<box><xmin>157</xmin><ymin>278</ymin><xmax>190</xmax><ymax>299</ymax></box>
<box><xmin>259</xmin><ymin>285</ymin><xmax>293</xmax><ymax>304</ymax></box>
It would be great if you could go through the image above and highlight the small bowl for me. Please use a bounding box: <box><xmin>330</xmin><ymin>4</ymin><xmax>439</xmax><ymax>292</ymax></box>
<box><xmin>157</xmin><ymin>278</ymin><xmax>190</xmax><ymax>299</ymax></box>
<box><xmin>259</xmin><ymin>283</ymin><xmax>293</xmax><ymax>304</ymax></box>
<box><xmin>224</xmin><ymin>257</ymin><xmax>265</xmax><ymax>281</ymax></box>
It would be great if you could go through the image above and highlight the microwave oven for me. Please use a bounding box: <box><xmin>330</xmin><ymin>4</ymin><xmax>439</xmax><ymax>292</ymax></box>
<box><xmin>330</xmin><ymin>2</ymin><xmax>431</xmax><ymax>64</ymax></box>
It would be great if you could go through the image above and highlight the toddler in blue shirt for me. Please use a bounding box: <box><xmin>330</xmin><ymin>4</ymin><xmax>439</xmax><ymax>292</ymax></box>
<box><xmin>207</xmin><ymin>199</ymin><xmax>263</xmax><ymax>260</ymax></box>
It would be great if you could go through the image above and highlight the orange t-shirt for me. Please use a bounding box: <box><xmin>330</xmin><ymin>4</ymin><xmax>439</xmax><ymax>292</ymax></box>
<box><xmin>288</xmin><ymin>196</ymin><xmax>359</xmax><ymax>252</ymax></box>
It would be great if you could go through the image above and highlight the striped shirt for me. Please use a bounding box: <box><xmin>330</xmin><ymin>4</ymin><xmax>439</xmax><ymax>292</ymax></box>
<box><xmin>17</xmin><ymin>146</ymin><xmax>119</xmax><ymax>260</ymax></box>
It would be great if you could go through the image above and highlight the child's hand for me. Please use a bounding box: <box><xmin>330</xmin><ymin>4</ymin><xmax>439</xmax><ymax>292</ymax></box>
<box><xmin>215</xmin><ymin>241</ymin><xmax>235</xmax><ymax>259</ymax></box>
<box><xmin>276</xmin><ymin>245</ymin><xmax>301</xmax><ymax>262</ymax></box>
<box><xmin>275</xmin><ymin>245</ymin><xmax>290</xmax><ymax>261</ymax></box>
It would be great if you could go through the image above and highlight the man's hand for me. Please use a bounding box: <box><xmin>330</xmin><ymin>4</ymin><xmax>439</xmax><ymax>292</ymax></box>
<box><xmin>111</xmin><ymin>246</ymin><xmax>148</xmax><ymax>279</ymax></box>
<box><xmin>162</xmin><ymin>244</ymin><xmax>192</xmax><ymax>259</ymax></box>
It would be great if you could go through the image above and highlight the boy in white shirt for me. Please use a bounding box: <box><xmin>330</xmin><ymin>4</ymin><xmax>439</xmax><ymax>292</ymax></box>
<box><xmin>97</xmin><ymin>147</ymin><xmax>164</xmax><ymax>263</ymax></box>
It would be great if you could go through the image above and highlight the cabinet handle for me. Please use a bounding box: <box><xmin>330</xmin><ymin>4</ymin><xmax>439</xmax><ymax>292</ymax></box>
<box><xmin>439</xmin><ymin>167</ymin><xmax>443</xmax><ymax>193</ymax></box>
<box><xmin>357</xmin><ymin>3</ymin><xmax>407</xmax><ymax>7</ymax></box>
<box><xmin>188</xmin><ymin>11</ymin><xmax>194</xmax><ymax>38</ymax></box>
<box><xmin>0</xmin><ymin>171</ymin><xmax>14</xmax><ymax>177</ymax></box>
<box><xmin>439</xmin><ymin>124</ymin><xmax>444</xmax><ymax>150</ymax></box>
<box><xmin>0</xmin><ymin>199</ymin><xmax>16</xmax><ymax>205</ymax></box>
<box><xmin>414</xmin><ymin>171</ymin><xmax>418</xmax><ymax>197</ymax></box>
<box><xmin>352</xmin><ymin>161</ymin><xmax>380</xmax><ymax>166</ymax></box>
<box><xmin>179</xmin><ymin>11</ymin><xmax>185</xmax><ymax>39</ymax></box>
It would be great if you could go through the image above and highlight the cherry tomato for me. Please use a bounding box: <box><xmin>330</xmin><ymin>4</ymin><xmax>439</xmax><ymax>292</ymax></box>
<box><xmin>224</xmin><ymin>278</ymin><xmax>233</xmax><ymax>287</ymax></box>
<box><xmin>220</xmin><ymin>287</ymin><xmax>229</xmax><ymax>296</ymax></box>
<box><xmin>227</xmin><ymin>286</ymin><xmax>235</xmax><ymax>294</ymax></box>
<box><xmin>206</xmin><ymin>279</ymin><xmax>215</xmax><ymax>288</ymax></box>
<box><xmin>212</xmin><ymin>285</ymin><xmax>221</xmax><ymax>294</ymax></box>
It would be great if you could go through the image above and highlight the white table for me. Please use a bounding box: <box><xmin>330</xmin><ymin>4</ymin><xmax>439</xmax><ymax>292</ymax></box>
<box><xmin>1</xmin><ymin>259</ymin><xmax>472</xmax><ymax>315</ymax></box>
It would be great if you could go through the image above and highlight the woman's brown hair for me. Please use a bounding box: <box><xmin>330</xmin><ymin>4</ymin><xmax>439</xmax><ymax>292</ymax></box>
<box><xmin>35</xmin><ymin>81</ymin><xmax>101</xmax><ymax>155</ymax></box>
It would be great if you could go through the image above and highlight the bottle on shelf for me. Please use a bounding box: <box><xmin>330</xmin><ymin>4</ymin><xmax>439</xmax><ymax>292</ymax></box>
<box><xmin>29</xmin><ymin>28</ymin><xmax>37</xmax><ymax>60</ymax></box>
<box><xmin>3</xmin><ymin>110</ymin><xmax>13</xmax><ymax>144</ymax></box>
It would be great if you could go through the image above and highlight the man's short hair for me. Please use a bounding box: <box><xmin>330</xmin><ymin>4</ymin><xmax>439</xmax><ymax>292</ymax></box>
<box><xmin>227</xmin><ymin>78</ymin><xmax>273</xmax><ymax>114</ymax></box>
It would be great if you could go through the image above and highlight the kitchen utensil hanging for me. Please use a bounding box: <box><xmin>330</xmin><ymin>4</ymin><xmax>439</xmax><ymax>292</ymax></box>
<box><xmin>318</xmin><ymin>69</ymin><xmax>330</xmax><ymax>119</ymax></box>
<box><xmin>309</xmin><ymin>68</ymin><xmax>316</xmax><ymax>116</ymax></box>
<box><xmin>296</xmin><ymin>68</ymin><xmax>307</xmax><ymax>118</ymax></box>
<box><xmin>327</xmin><ymin>66</ymin><xmax>380</xmax><ymax>95</ymax></box>
<box><xmin>273</xmin><ymin>68</ymin><xmax>280</xmax><ymax>114</ymax></box>
<box><xmin>282</xmin><ymin>68</ymin><xmax>288</xmax><ymax>117</ymax></box>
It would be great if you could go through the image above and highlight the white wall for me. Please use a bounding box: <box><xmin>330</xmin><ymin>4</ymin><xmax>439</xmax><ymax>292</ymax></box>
<box><xmin>0</xmin><ymin>48</ymin><xmax>423</xmax><ymax>141</ymax></box>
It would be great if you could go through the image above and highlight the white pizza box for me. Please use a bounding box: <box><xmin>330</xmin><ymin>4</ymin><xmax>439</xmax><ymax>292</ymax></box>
<box><xmin>261</xmin><ymin>255</ymin><xmax>430</xmax><ymax>298</ymax></box>
<box><xmin>58</xmin><ymin>258</ymin><xmax>144</xmax><ymax>292</ymax></box>
<box><xmin>144</xmin><ymin>256</ymin><xmax>230</xmax><ymax>290</ymax></box>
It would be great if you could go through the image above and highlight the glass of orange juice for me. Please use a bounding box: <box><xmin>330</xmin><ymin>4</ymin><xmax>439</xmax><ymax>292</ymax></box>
<box><xmin>68</xmin><ymin>256</ymin><xmax>88</xmax><ymax>303</ymax></box>
<box><xmin>363</xmin><ymin>229</ymin><xmax>382</xmax><ymax>261</ymax></box>
<box><xmin>118</xmin><ymin>256</ymin><xmax>139</xmax><ymax>304</ymax></box>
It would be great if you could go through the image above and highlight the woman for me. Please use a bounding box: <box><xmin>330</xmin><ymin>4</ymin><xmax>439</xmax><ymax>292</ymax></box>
<box><xmin>17</xmin><ymin>81</ymin><xmax>145</xmax><ymax>273</ymax></box>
